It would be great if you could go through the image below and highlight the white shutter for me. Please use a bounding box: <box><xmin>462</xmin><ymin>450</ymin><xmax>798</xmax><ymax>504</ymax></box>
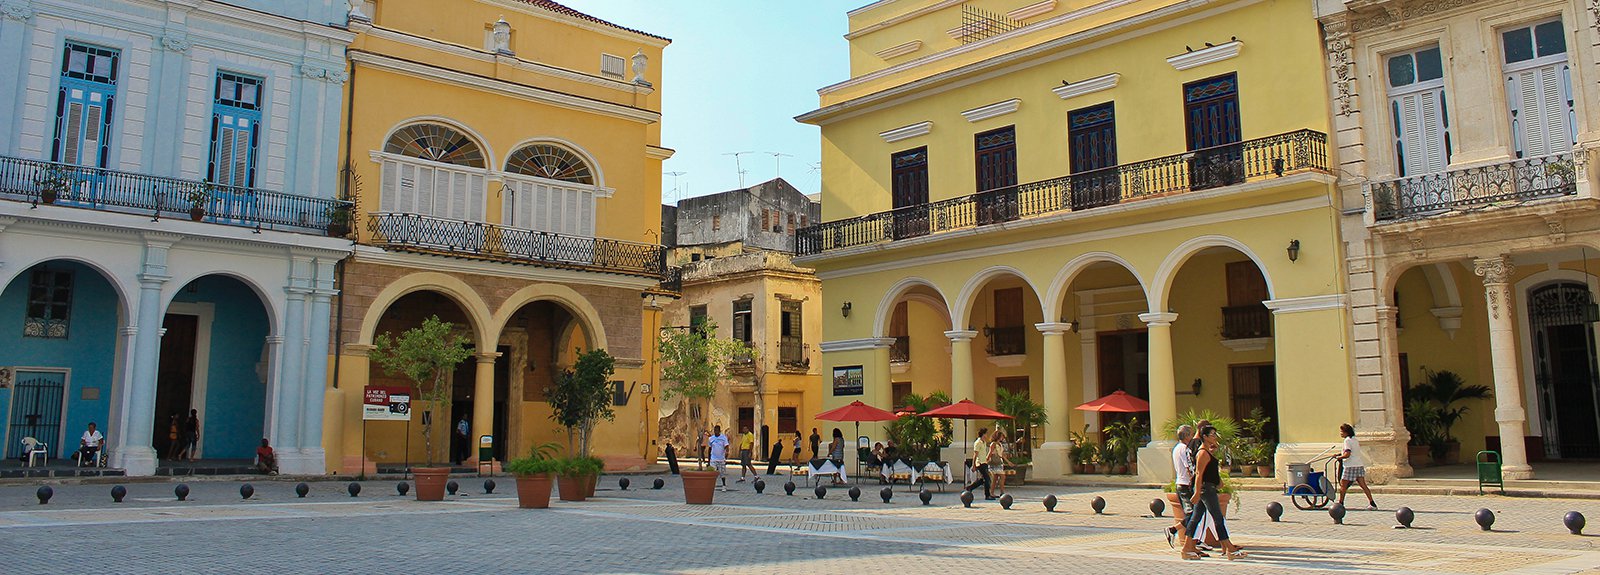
<box><xmin>1392</xmin><ymin>89</ymin><xmax>1448</xmax><ymax>177</ymax></box>
<box><xmin>380</xmin><ymin>159</ymin><xmax>398</xmax><ymax>212</ymax></box>
<box><xmin>580</xmin><ymin>191</ymin><xmax>595</xmax><ymax>238</ymax></box>
<box><xmin>218</xmin><ymin>125</ymin><xmax>237</xmax><ymax>184</ymax></box>
<box><xmin>564</xmin><ymin>188</ymin><xmax>579</xmax><ymax>235</ymax></box>
<box><xmin>501</xmin><ymin>180</ymin><xmax>516</xmax><ymax>226</ymax></box>
<box><xmin>468</xmin><ymin>173</ymin><xmax>485</xmax><ymax>221</ymax></box>
<box><xmin>82</xmin><ymin>104</ymin><xmax>103</xmax><ymax>167</ymax></box>
<box><xmin>230</xmin><ymin>122</ymin><xmax>250</xmax><ymax>186</ymax></box>
<box><xmin>63</xmin><ymin>102</ymin><xmax>84</xmax><ymax>165</ymax></box>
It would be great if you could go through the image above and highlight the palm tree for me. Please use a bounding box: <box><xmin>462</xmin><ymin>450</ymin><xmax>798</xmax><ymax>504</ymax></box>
<box><xmin>1418</xmin><ymin>368</ymin><xmax>1492</xmax><ymax>444</ymax></box>
<box><xmin>887</xmin><ymin>391</ymin><xmax>952</xmax><ymax>461</ymax></box>
<box><xmin>995</xmin><ymin>388</ymin><xmax>1047</xmax><ymax>457</ymax></box>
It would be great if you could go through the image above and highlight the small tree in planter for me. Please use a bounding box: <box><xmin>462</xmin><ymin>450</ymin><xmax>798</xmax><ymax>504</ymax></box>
<box><xmin>1416</xmin><ymin>368</ymin><xmax>1491</xmax><ymax>464</ymax></box>
<box><xmin>886</xmin><ymin>391</ymin><xmax>954</xmax><ymax>462</ymax></box>
<box><xmin>506</xmin><ymin>442</ymin><xmax>562</xmax><ymax>509</ymax></box>
<box><xmin>545</xmin><ymin>348</ymin><xmax>616</xmax><ymax>501</ymax></box>
<box><xmin>184</xmin><ymin>182</ymin><xmax>212</xmax><ymax>221</ymax></box>
<box><xmin>995</xmin><ymin>388</ymin><xmax>1047</xmax><ymax>458</ymax></box>
<box><xmin>370</xmin><ymin>315</ymin><xmax>472</xmax><ymax>500</ymax></box>
<box><xmin>658</xmin><ymin>319</ymin><xmax>750</xmax><ymax>503</ymax></box>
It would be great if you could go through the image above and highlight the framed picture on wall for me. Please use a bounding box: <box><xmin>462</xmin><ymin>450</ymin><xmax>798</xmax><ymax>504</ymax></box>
<box><xmin>833</xmin><ymin>365</ymin><xmax>864</xmax><ymax>396</ymax></box>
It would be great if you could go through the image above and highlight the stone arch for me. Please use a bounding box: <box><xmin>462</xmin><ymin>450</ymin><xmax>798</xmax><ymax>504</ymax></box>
<box><xmin>951</xmin><ymin>266</ymin><xmax>1044</xmax><ymax>329</ymax></box>
<box><xmin>1149</xmin><ymin>235</ymin><xmax>1276</xmax><ymax>312</ymax></box>
<box><xmin>0</xmin><ymin>255</ymin><xmax>133</xmax><ymax>326</ymax></box>
<box><xmin>489</xmin><ymin>283</ymin><xmax>610</xmax><ymax>352</ymax></box>
<box><xmin>503</xmin><ymin>137</ymin><xmax>606</xmax><ymax>187</ymax></box>
<box><xmin>358</xmin><ymin>272</ymin><xmax>495</xmax><ymax>349</ymax></box>
<box><xmin>162</xmin><ymin>270</ymin><xmax>280</xmax><ymax>336</ymax></box>
<box><xmin>1514</xmin><ymin>266</ymin><xmax>1600</xmax><ymax>438</ymax></box>
<box><xmin>872</xmin><ymin>277</ymin><xmax>953</xmax><ymax>338</ymax></box>
<box><xmin>1042</xmin><ymin>251</ymin><xmax>1148</xmax><ymax>322</ymax></box>
<box><xmin>381</xmin><ymin>117</ymin><xmax>493</xmax><ymax>168</ymax></box>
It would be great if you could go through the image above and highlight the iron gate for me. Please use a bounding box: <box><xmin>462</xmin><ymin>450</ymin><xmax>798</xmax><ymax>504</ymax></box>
<box><xmin>6</xmin><ymin>371</ymin><xmax>66</xmax><ymax>459</ymax></box>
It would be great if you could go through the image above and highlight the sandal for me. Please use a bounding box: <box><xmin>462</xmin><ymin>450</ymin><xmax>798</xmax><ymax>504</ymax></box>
<box><xmin>1182</xmin><ymin>551</ymin><xmax>1204</xmax><ymax>561</ymax></box>
<box><xmin>1225</xmin><ymin>549</ymin><xmax>1249</xmax><ymax>561</ymax></box>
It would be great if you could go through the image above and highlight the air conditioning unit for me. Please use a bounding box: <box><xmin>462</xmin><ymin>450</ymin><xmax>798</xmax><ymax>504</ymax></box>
<box><xmin>772</xmin><ymin>225</ymin><xmax>783</xmax><ymax>233</ymax></box>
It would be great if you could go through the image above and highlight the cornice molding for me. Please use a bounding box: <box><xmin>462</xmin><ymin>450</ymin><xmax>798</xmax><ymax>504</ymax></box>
<box><xmin>960</xmin><ymin>98</ymin><xmax>1021</xmax><ymax>123</ymax></box>
<box><xmin>1052</xmin><ymin>72</ymin><xmax>1119</xmax><ymax>100</ymax></box>
<box><xmin>1165</xmin><ymin>40</ymin><xmax>1242</xmax><ymax>71</ymax></box>
<box><xmin>350</xmin><ymin>245</ymin><xmax>659</xmax><ymax>291</ymax></box>
<box><xmin>645</xmin><ymin>145</ymin><xmax>675</xmax><ymax>160</ymax></box>
<box><xmin>1263</xmin><ymin>294</ymin><xmax>1346</xmax><ymax>314</ymax></box>
<box><xmin>879</xmin><ymin>121</ymin><xmax>933</xmax><ymax>143</ymax></box>
<box><xmin>1</xmin><ymin>2</ymin><xmax>34</xmax><ymax>21</ymax></box>
<box><xmin>348</xmin><ymin>51</ymin><xmax>659</xmax><ymax>125</ymax></box>
<box><xmin>1345</xmin><ymin>0</ymin><xmax>1491</xmax><ymax>33</ymax></box>
<box><xmin>819</xmin><ymin>337</ymin><xmax>898</xmax><ymax>352</ymax></box>
<box><xmin>359</xmin><ymin>24</ymin><xmax>654</xmax><ymax>96</ymax></box>
<box><xmin>876</xmin><ymin>40</ymin><xmax>923</xmax><ymax>60</ymax></box>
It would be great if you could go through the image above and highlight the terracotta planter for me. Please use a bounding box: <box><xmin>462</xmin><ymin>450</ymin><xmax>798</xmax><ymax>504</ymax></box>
<box><xmin>40</xmin><ymin>189</ymin><xmax>58</xmax><ymax>204</ymax></box>
<box><xmin>557</xmin><ymin>474</ymin><xmax>590</xmax><ymax>502</ymax></box>
<box><xmin>584</xmin><ymin>473</ymin><xmax>599</xmax><ymax>498</ymax></box>
<box><xmin>1257</xmin><ymin>465</ymin><xmax>1273</xmax><ymax>479</ymax></box>
<box><xmin>327</xmin><ymin>223</ymin><xmax>350</xmax><ymax>237</ymax></box>
<box><xmin>1113</xmin><ymin>464</ymin><xmax>1128</xmax><ymax>475</ymax></box>
<box><xmin>1095</xmin><ymin>463</ymin><xmax>1110</xmax><ymax>475</ymax></box>
<box><xmin>413</xmin><ymin>467</ymin><xmax>451</xmax><ymax>501</ymax></box>
<box><xmin>514</xmin><ymin>473</ymin><xmax>554</xmax><ymax>509</ymax></box>
<box><xmin>1408</xmin><ymin>445</ymin><xmax>1432</xmax><ymax>467</ymax></box>
<box><xmin>681</xmin><ymin>470</ymin><xmax>719</xmax><ymax>505</ymax></box>
<box><xmin>1444</xmin><ymin>441</ymin><xmax>1461</xmax><ymax>465</ymax></box>
<box><xmin>188</xmin><ymin>206</ymin><xmax>205</xmax><ymax>221</ymax></box>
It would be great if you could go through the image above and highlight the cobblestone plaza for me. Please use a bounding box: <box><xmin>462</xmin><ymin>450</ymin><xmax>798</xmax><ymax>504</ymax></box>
<box><xmin>3</xmin><ymin>478</ymin><xmax>1597</xmax><ymax>574</ymax></box>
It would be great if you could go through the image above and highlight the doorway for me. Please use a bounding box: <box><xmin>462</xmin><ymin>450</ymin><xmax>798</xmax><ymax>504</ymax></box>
<box><xmin>153</xmin><ymin>313</ymin><xmax>199</xmax><ymax>459</ymax></box>
<box><xmin>1229</xmin><ymin>363</ymin><xmax>1279</xmax><ymax>441</ymax></box>
<box><xmin>5</xmin><ymin>370</ymin><xmax>67</xmax><ymax>459</ymax></box>
<box><xmin>1097</xmin><ymin>330</ymin><xmax>1149</xmax><ymax>431</ymax></box>
<box><xmin>1529</xmin><ymin>282</ymin><xmax>1600</xmax><ymax>459</ymax></box>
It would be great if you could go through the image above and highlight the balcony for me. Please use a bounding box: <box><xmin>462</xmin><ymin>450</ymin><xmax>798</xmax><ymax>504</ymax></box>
<box><xmin>0</xmin><ymin>154</ymin><xmax>347</xmax><ymax>235</ymax></box>
<box><xmin>367</xmin><ymin>212</ymin><xmax>666</xmax><ymax>279</ymax></box>
<box><xmin>984</xmin><ymin>326</ymin><xmax>1026</xmax><ymax>356</ymax></box>
<box><xmin>778</xmin><ymin>338</ymin><xmax>810</xmax><ymax>371</ymax></box>
<box><xmin>1221</xmin><ymin>304</ymin><xmax>1271</xmax><ymax>340</ymax></box>
<box><xmin>1369</xmin><ymin>152</ymin><xmax>1578</xmax><ymax>222</ymax></box>
<box><xmin>889</xmin><ymin>335</ymin><xmax>910</xmax><ymax>363</ymax></box>
<box><xmin>797</xmin><ymin>130</ymin><xmax>1328</xmax><ymax>255</ymax></box>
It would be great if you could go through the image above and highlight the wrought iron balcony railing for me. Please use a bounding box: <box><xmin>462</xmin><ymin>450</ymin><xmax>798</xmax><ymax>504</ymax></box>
<box><xmin>889</xmin><ymin>335</ymin><xmax>910</xmax><ymax>363</ymax></box>
<box><xmin>984</xmin><ymin>326</ymin><xmax>1026</xmax><ymax>356</ymax></box>
<box><xmin>1369</xmin><ymin>152</ymin><xmax>1577</xmax><ymax>221</ymax></box>
<box><xmin>0</xmin><ymin>154</ymin><xmax>348</xmax><ymax>235</ymax></box>
<box><xmin>367</xmin><ymin>212</ymin><xmax>666</xmax><ymax>279</ymax></box>
<box><xmin>1221</xmin><ymin>304</ymin><xmax>1272</xmax><ymax>340</ymax></box>
<box><xmin>778</xmin><ymin>339</ymin><xmax>809</xmax><ymax>370</ymax></box>
<box><xmin>797</xmin><ymin>130</ymin><xmax>1327</xmax><ymax>255</ymax></box>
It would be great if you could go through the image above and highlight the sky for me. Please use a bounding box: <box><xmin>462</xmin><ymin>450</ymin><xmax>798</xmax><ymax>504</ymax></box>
<box><xmin>562</xmin><ymin>0</ymin><xmax>860</xmax><ymax>203</ymax></box>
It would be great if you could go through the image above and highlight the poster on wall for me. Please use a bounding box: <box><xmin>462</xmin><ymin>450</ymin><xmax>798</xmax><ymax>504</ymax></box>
<box><xmin>832</xmin><ymin>366</ymin><xmax>864</xmax><ymax>396</ymax></box>
<box><xmin>363</xmin><ymin>386</ymin><xmax>412</xmax><ymax>421</ymax></box>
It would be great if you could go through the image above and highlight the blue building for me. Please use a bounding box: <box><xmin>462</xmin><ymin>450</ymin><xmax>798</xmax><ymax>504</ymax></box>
<box><xmin>0</xmin><ymin>0</ymin><xmax>353</xmax><ymax>475</ymax></box>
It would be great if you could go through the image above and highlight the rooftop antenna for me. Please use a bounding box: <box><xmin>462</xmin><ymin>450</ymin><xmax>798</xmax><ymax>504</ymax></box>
<box><xmin>664</xmin><ymin>171</ymin><xmax>686</xmax><ymax>204</ymax></box>
<box><xmin>768</xmin><ymin>152</ymin><xmax>794</xmax><ymax>179</ymax></box>
<box><xmin>723</xmin><ymin>151</ymin><xmax>754</xmax><ymax>187</ymax></box>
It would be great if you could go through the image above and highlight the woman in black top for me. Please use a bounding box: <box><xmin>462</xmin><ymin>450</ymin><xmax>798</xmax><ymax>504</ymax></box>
<box><xmin>1181</xmin><ymin>425</ymin><xmax>1246</xmax><ymax>560</ymax></box>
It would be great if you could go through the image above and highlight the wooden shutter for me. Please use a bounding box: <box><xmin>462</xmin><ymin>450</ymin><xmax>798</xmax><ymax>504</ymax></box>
<box><xmin>1392</xmin><ymin>89</ymin><xmax>1449</xmax><ymax>176</ymax></box>
<box><xmin>1225</xmin><ymin>261</ymin><xmax>1268</xmax><ymax>306</ymax></box>
<box><xmin>1508</xmin><ymin>63</ymin><xmax>1573</xmax><ymax>158</ymax></box>
<box><xmin>889</xmin><ymin>302</ymin><xmax>909</xmax><ymax>337</ymax></box>
<box><xmin>380</xmin><ymin>159</ymin><xmax>400</xmax><ymax>211</ymax></box>
<box><xmin>993</xmin><ymin>287</ymin><xmax>1023</xmax><ymax>327</ymax></box>
<box><xmin>62</xmin><ymin>102</ymin><xmax>84</xmax><ymax>165</ymax></box>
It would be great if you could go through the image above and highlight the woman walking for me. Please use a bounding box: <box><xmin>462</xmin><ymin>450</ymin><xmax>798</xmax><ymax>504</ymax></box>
<box><xmin>1181</xmin><ymin>425</ymin><xmax>1246</xmax><ymax>561</ymax></box>
<box><xmin>989</xmin><ymin>431</ymin><xmax>1008</xmax><ymax>496</ymax></box>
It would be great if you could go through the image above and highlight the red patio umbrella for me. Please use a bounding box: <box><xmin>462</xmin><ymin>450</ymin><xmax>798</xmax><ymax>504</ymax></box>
<box><xmin>918</xmin><ymin>399</ymin><xmax>1012</xmax><ymax>464</ymax></box>
<box><xmin>817</xmin><ymin>401</ymin><xmax>899</xmax><ymax>477</ymax></box>
<box><xmin>1074</xmin><ymin>390</ymin><xmax>1150</xmax><ymax>413</ymax></box>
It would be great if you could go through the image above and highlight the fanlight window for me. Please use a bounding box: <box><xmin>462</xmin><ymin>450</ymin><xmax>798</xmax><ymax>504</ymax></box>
<box><xmin>506</xmin><ymin>144</ymin><xmax>595</xmax><ymax>184</ymax></box>
<box><xmin>384</xmin><ymin>124</ymin><xmax>485</xmax><ymax>167</ymax></box>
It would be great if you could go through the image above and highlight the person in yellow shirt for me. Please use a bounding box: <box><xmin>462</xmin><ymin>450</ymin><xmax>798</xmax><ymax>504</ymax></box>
<box><xmin>737</xmin><ymin>427</ymin><xmax>758</xmax><ymax>481</ymax></box>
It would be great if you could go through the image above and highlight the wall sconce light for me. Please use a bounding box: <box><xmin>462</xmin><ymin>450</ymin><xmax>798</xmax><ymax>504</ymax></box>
<box><xmin>1192</xmin><ymin>378</ymin><xmax>1203</xmax><ymax>396</ymax></box>
<box><xmin>841</xmin><ymin>301</ymin><xmax>852</xmax><ymax>317</ymax></box>
<box><xmin>1286</xmin><ymin>239</ymin><xmax>1300</xmax><ymax>262</ymax></box>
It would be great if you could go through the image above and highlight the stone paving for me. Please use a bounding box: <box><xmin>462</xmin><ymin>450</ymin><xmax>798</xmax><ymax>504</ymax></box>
<box><xmin>1</xmin><ymin>475</ymin><xmax>1597</xmax><ymax>574</ymax></box>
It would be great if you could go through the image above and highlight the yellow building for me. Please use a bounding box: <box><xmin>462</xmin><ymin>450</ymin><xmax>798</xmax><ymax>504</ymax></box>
<box><xmin>325</xmin><ymin>0</ymin><xmax>672</xmax><ymax>473</ymax></box>
<box><xmin>1321</xmin><ymin>0</ymin><xmax>1600</xmax><ymax>479</ymax></box>
<box><xmin>798</xmin><ymin>0</ymin><xmax>1350</xmax><ymax>482</ymax></box>
<box><xmin>658</xmin><ymin>179</ymin><xmax>825</xmax><ymax>458</ymax></box>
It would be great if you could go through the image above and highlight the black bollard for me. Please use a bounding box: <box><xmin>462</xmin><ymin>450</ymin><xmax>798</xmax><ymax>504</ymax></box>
<box><xmin>617</xmin><ymin>477</ymin><xmax>629</xmax><ymax>491</ymax></box>
<box><xmin>1043</xmin><ymin>494</ymin><xmax>1057</xmax><ymax>512</ymax></box>
<box><xmin>1266</xmin><ymin>501</ymin><xmax>1283</xmax><ymax>522</ymax></box>
<box><xmin>1396</xmin><ymin>506</ymin><xmax>1414</xmax><ymax>528</ymax></box>
<box><xmin>919</xmin><ymin>488</ymin><xmax>933</xmax><ymax>505</ymax></box>
<box><xmin>295</xmin><ymin>482</ymin><xmax>309</xmax><ymax>498</ymax></box>
<box><xmin>1565</xmin><ymin>511</ymin><xmax>1586</xmax><ymax>535</ymax></box>
<box><xmin>36</xmin><ymin>485</ymin><xmax>52</xmax><ymax>505</ymax></box>
<box><xmin>397</xmin><ymin>482</ymin><xmax>410</xmax><ymax>496</ymax></box>
<box><xmin>1000</xmin><ymin>493</ymin><xmax>1014</xmax><ymax>510</ymax></box>
<box><xmin>240</xmin><ymin>484</ymin><xmax>254</xmax><ymax>500</ymax></box>
<box><xmin>652</xmin><ymin>478</ymin><xmax>665</xmax><ymax>490</ymax></box>
<box><xmin>447</xmin><ymin>480</ymin><xmax>459</xmax><ymax>495</ymax></box>
<box><xmin>1330</xmin><ymin>502</ymin><xmax>1346</xmax><ymax>524</ymax></box>
<box><xmin>849</xmin><ymin>486</ymin><xmax>861</xmax><ymax>502</ymax></box>
<box><xmin>111</xmin><ymin>485</ymin><xmax>126</xmax><ymax>503</ymax></box>
<box><xmin>959</xmin><ymin>490</ymin><xmax>974</xmax><ymax>508</ymax></box>
<box><xmin>1475</xmin><ymin>508</ymin><xmax>1495</xmax><ymax>531</ymax></box>
<box><xmin>814</xmin><ymin>485</ymin><xmax>827</xmax><ymax>500</ymax></box>
<box><xmin>1091</xmin><ymin>496</ymin><xmax>1105</xmax><ymax>514</ymax></box>
<box><xmin>784</xmin><ymin>480</ymin><xmax>796</xmax><ymax>496</ymax></box>
<box><xmin>880</xmin><ymin>487</ymin><xmax>893</xmax><ymax>503</ymax></box>
<box><xmin>753</xmin><ymin>478</ymin><xmax>766</xmax><ymax>494</ymax></box>
<box><xmin>347</xmin><ymin>482</ymin><xmax>361</xmax><ymax>497</ymax></box>
<box><xmin>1150</xmin><ymin>498</ymin><xmax>1165</xmax><ymax>517</ymax></box>
<box><xmin>175</xmin><ymin>484</ymin><xmax>190</xmax><ymax>501</ymax></box>
<box><xmin>484</xmin><ymin>479</ymin><xmax>496</xmax><ymax>494</ymax></box>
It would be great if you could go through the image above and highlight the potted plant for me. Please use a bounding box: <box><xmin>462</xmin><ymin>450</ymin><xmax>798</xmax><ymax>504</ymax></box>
<box><xmin>1067</xmin><ymin>426</ymin><xmax>1090</xmax><ymax>474</ymax></box>
<box><xmin>506</xmin><ymin>442</ymin><xmax>562</xmax><ymax>509</ymax></box>
<box><xmin>995</xmin><ymin>387</ymin><xmax>1044</xmax><ymax>482</ymax></box>
<box><xmin>32</xmin><ymin>165</ymin><xmax>71</xmax><ymax>204</ymax></box>
<box><xmin>1005</xmin><ymin>454</ymin><xmax>1030</xmax><ymax>485</ymax></box>
<box><xmin>1416</xmin><ymin>368</ymin><xmax>1491</xmax><ymax>464</ymax></box>
<box><xmin>545</xmin><ymin>348</ymin><xmax>617</xmax><ymax>501</ymax></box>
<box><xmin>184</xmin><ymin>183</ymin><xmax>212</xmax><ymax>221</ymax></box>
<box><xmin>370</xmin><ymin>315</ymin><xmax>473</xmax><ymax>501</ymax></box>
<box><xmin>658</xmin><ymin>318</ymin><xmax>752</xmax><ymax>504</ymax></box>
<box><xmin>887</xmin><ymin>391</ymin><xmax>954</xmax><ymax>463</ymax></box>
<box><xmin>325</xmin><ymin>204</ymin><xmax>353</xmax><ymax>237</ymax></box>
<box><xmin>1078</xmin><ymin>442</ymin><xmax>1099</xmax><ymax>475</ymax></box>
<box><xmin>1094</xmin><ymin>437</ymin><xmax>1115</xmax><ymax>475</ymax></box>
<box><xmin>1237</xmin><ymin>408</ymin><xmax>1274</xmax><ymax>477</ymax></box>
<box><xmin>1402</xmin><ymin>398</ymin><xmax>1442</xmax><ymax>467</ymax></box>
<box><xmin>1102</xmin><ymin>417</ymin><xmax>1145</xmax><ymax>475</ymax></box>
<box><xmin>1160</xmin><ymin>408</ymin><xmax>1240</xmax><ymax>444</ymax></box>
<box><xmin>556</xmin><ymin>456</ymin><xmax>604</xmax><ymax>502</ymax></box>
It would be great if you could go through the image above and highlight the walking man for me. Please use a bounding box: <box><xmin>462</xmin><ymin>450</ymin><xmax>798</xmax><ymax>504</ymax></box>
<box><xmin>1167</xmin><ymin>424</ymin><xmax>1196</xmax><ymax>549</ymax></box>
<box><xmin>963</xmin><ymin>428</ymin><xmax>994</xmax><ymax>500</ymax></box>
<box><xmin>1335</xmin><ymin>423</ymin><xmax>1377</xmax><ymax>509</ymax></box>
<box><xmin>708</xmin><ymin>425</ymin><xmax>731</xmax><ymax>491</ymax></box>
<box><xmin>737</xmin><ymin>426</ymin><xmax>758</xmax><ymax>481</ymax></box>
<box><xmin>809</xmin><ymin>427</ymin><xmax>821</xmax><ymax>460</ymax></box>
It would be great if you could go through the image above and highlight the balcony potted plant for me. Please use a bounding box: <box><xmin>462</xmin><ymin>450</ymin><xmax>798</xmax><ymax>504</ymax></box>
<box><xmin>545</xmin><ymin>348</ymin><xmax>617</xmax><ymax>501</ymax></box>
<box><xmin>506</xmin><ymin>442</ymin><xmax>562</xmax><ymax>509</ymax></box>
<box><xmin>658</xmin><ymin>318</ymin><xmax>752</xmax><ymax>504</ymax></box>
<box><xmin>325</xmin><ymin>204</ymin><xmax>353</xmax><ymax>238</ymax></box>
<box><xmin>370</xmin><ymin>315</ymin><xmax>472</xmax><ymax>501</ymax></box>
<box><xmin>32</xmin><ymin>165</ymin><xmax>71</xmax><ymax>205</ymax></box>
<box><xmin>183</xmin><ymin>183</ymin><xmax>212</xmax><ymax>221</ymax></box>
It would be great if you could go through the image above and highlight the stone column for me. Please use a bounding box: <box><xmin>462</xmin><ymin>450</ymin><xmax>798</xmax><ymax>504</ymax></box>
<box><xmin>470</xmin><ymin>352</ymin><xmax>501</xmax><ymax>465</ymax></box>
<box><xmin>866</xmin><ymin>337</ymin><xmax>895</xmax><ymax>427</ymax></box>
<box><xmin>275</xmin><ymin>287</ymin><xmax>308</xmax><ymax>456</ymax></box>
<box><xmin>944</xmin><ymin>330</ymin><xmax>977</xmax><ymax>402</ymax></box>
<box><xmin>1373</xmin><ymin>305</ymin><xmax>1412</xmax><ymax>480</ymax></box>
<box><xmin>1136</xmin><ymin>312</ymin><xmax>1178</xmax><ymax>483</ymax></box>
<box><xmin>1473</xmin><ymin>256</ymin><xmax>1533</xmax><ymax>479</ymax></box>
<box><xmin>298</xmin><ymin>285</ymin><xmax>335</xmax><ymax>473</ymax></box>
<box><xmin>1034</xmin><ymin>322</ymin><xmax>1073</xmax><ymax>478</ymax></box>
<box><xmin>118</xmin><ymin>274</ymin><xmax>169</xmax><ymax>476</ymax></box>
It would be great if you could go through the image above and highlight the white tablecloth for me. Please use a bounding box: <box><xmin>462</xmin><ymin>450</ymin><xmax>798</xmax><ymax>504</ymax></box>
<box><xmin>918</xmin><ymin>462</ymin><xmax>954</xmax><ymax>484</ymax></box>
<box><xmin>804</xmin><ymin>460</ymin><xmax>848</xmax><ymax>483</ymax></box>
<box><xmin>880</xmin><ymin>460</ymin><xmax>917</xmax><ymax>483</ymax></box>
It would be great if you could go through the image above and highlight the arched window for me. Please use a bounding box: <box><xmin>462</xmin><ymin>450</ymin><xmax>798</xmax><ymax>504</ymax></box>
<box><xmin>505</xmin><ymin>144</ymin><xmax>594</xmax><ymax>184</ymax></box>
<box><xmin>384</xmin><ymin>124</ymin><xmax>485</xmax><ymax>168</ymax></box>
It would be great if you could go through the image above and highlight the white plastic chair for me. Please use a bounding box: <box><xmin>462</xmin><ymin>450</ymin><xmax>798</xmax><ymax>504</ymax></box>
<box><xmin>21</xmin><ymin>437</ymin><xmax>49</xmax><ymax>467</ymax></box>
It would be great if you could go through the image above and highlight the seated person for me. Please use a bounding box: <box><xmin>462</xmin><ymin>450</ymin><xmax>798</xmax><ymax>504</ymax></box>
<box><xmin>883</xmin><ymin>441</ymin><xmax>900</xmax><ymax>464</ymax></box>
<box><xmin>76</xmin><ymin>422</ymin><xmax>104</xmax><ymax>466</ymax></box>
<box><xmin>869</xmin><ymin>442</ymin><xmax>886</xmax><ymax>466</ymax></box>
<box><xmin>255</xmin><ymin>438</ymin><xmax>278</xmax><ymax>475</ymax></box>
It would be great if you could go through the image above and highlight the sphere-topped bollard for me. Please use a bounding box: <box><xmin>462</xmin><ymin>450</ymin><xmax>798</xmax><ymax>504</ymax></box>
<box><xmin>880</xmin><ymin>487</ymin><xmax>893</xmax><ymax>503</ymax></box>
<box><xmin>484</xmin><ymin>479</ymin><xmax>496</xmax><ymax>494</ymax></box>
<box><xmin>240</xmin><ymin>484</ymin><xmax>255</xmax><ymax>500</ymax></box>
<box><xmin>1000</xmin><ymin>493</ymin><xmax>1014</xmax><ymax>510</ymax></box>
<box><xmin>36</xmin><ymin>485</ymin><xmax>53</xmax><ymax>505</ymax></box>
<box><xmin>652</xmin><ymin>478</ymin><xmax>665</xmax><ymax>490</ymax></box>
<box><xmin>753</xmin><ymin>478</ymin><xmax>766</xmax><ymax>494</ymax></box>
<box><xmin>814</xmin><ymin>485</ymin><xmax>827</xmax><ymax>500</ymax></box>
<box><xmin>447</xmin><ymin>480</ymin><xmax>459</xmax><ymax>495</ymax></box>
<box><xmin>348</xmin><ymin>482</ymin><xmax>361</xmax><ymax>497</ymax></box>
<box><xmin>1330</xmin><ymin>502</ymin><xmax>1346</xmax><ymax>524</ymax></box>
<box><xmin>617</xmin><ymin>477</ymin><xmax>629</xmax><ymax>491</ymax></box>
<box><xmin>1043</xmin><ymin>494</ymin><xmax>1057</xmax><ymax>512</ymax></box>
<box><xmin>849</xmin><ymin>486</ymin><xmax>862</xmax><ymax>502</ymax></box>
<box><xmin>1150</xmin><ymin>498</ymin><xmax>1165</xmax><ymax>517</ymax></box>
<box><xmin>397</xmin><ymin>482</ymin><xmax>410</xmax><ymax>496</ymax></box>
<box><xmin>1266</xmin><ymin>501</ymin><xmax>1283</xmax><ymax>522</ymax></box>
<box><xmin>1565</xmin><ymin>511</ymin><xmax>1586</xmax><ymax>535</ymax></box>
<box><xmin>1396</xmin><ymin>506</ymin><xmax>1414</xmax><ymax>529</ymax></box>
<box><xmin>1475</xmin><ymin>508</ymin><xmax>1495</xmax><ymax>531</ymax></box>
<box><xmin>1090</xmin><ymin>496</ymin><xmax>1106</xmax><ymax>514</ymax></box>
<box><xmin>111</xmin><ymin>485</ymin><xmax>127</xmax><ymax>503</ymax></box>
<box><xmin>295</xmin><ymin>482</ymin><xmax>309</xmax><ymax>498</ymax></box>
<box><xmin>175</xmin><ymin>484</ymin><xmax>190</xmax><ymax>501</ymax></box>
<box><xmin>959</xmin><ymin>490</ymin><xmax>974</xmax><ymax>508</ymax></box>
<box><xmin>919</xmin><ymin>489</ymin><xmax>933</xmax><ymax>505</ymax></box>
<box><xmin>784</xmin><ymin>481</ymin><xmax>796</xmax><ymax>496</ymax></box>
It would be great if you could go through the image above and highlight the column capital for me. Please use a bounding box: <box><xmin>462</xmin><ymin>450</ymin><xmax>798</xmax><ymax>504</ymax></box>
<box><xmin>475</xmin><ymin>351</ymin><xmax>503</xmax><ymax>363</ymax></box>
<box><xmin>137</xmin><ymin>273</ymin><xmax>170</xmax><ymax>286</ymax></box>
<box><xmin>944</xmin><ymin>329</ymin><xmax>978</xmax><ymax>342</ymax></box>
<box><xmin>264</xmin><ymin>335</ymin><xmax>286</xmax><ymax>344</ymax></box>
<box><xmin>1473</xmin><ymin>255</ymin><xmax>1516</xmax><ymax>285</ymax></box>
<box><xmin>1138</xmin><ymin>312</ymin><xmax>1178</xmax><ymax>326</ymax></box>
<box><xmin>1033</xmin><ymin>322</ymin><xmax>1073</xmax><ymax>335</ymax></box>
<box><xmin>343</xmin><ymin>343</ymin><xmax>376</xmax><ymax>356</ymax></box>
